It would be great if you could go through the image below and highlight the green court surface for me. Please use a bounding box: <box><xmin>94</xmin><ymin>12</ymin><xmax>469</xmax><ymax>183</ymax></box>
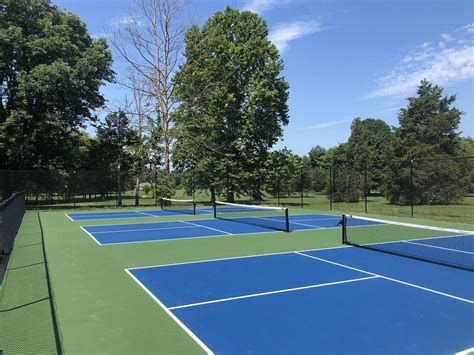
<box><xmin>1</xmin><ymin>208</ymin><xmax>473</xmax><ymax>354</ymax></box>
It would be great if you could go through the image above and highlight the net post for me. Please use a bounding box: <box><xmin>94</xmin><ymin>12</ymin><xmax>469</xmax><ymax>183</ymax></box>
<box><xmin>284</xmin><ymin>208</ymin><xmax>289</xmax><ymax>233</ymax></box>
<box><xmin>341</xmin><ymin>214</ymin><xmax>347</xmax><ymax>244</ymax></box>
<box><xmin>192</xmin><ymin>201</ymin><xmax>196</xmax><ymax>215</ymax></box>
<box><xmin>213</xmin><ymin>200</ymin><xmax>217</xmax><ymax>219</ymax></box>
<box><xmin>159</xmin><ymin>198</ymin><xmax>163</xmax><ymax>210</ymax></box>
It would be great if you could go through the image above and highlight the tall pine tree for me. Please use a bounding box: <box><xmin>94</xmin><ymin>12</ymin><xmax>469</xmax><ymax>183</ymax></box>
<box><xmin>384</xmin><ymin>80</ymin><xmax>468</xmax><ymax>204</ymax></box>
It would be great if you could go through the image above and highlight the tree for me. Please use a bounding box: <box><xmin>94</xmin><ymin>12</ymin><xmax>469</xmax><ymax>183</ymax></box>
<box><xmin>383</xmin><ymin>80</ymin><xmax>467</xmax><ymax>204</ymax></box>
<box><xmin>0</xmin><ymin>0</ymin><xmax>114</xmax><ymax>170</ymax></box>
<box><xmin>307</xmin><ymin>145</ymin><xmax>327</xmax><ymax>168</ymax></box>
<box><xmin>173</xmin><ymin>7</ymin><xmax>289</xmax><ymax>202</ymax></box>
<box><xmin>265</xmin><ymin>148</ymin><xmax>307</xmax><ymax>201</ymax></box>
<box><xmin>329</xmin><ymin>143</ymin><xmax>362</xmax><ymax>202</ymax></box>
<box><xmin>304</xmin><ymin>146</ymin><xmax>329</xmax><ymax>192</ymax></box>
<box><xmin>108</xmin><ymin>0</ymin><xmax>191</xmax><ymax>174</ymax></box>
<box><xmin>347</xmin><ymin>118</ymin><xmax>392</xmax><ymax>191</ymax></box>
<box><xmin>92</xmin><ymin>110</ymin><xmax>138</xmax><ymax>205</ymax></box>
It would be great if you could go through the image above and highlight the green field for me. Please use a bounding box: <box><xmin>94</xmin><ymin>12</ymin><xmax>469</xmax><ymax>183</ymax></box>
<box><xmin>1</xmin><ymin>205</ymin><xmax>473</xmax><ymax>354</ymax></box>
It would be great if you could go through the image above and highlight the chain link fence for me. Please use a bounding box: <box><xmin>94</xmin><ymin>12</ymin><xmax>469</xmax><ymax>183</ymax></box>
<box><xmin>0</xmin><ymin>156</ymin><xmax>472</xmax><ymax>223</ymax></box>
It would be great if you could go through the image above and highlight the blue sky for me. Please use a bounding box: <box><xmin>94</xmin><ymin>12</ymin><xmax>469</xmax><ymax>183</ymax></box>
<box><xmin>55</xmin><ymin>0</ymin><xmax>474</xmax><ymax>156</ymax></box>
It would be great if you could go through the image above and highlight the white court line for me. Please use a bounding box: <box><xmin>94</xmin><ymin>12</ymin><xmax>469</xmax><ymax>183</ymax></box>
<box><xmin>125</xmin><ymin>269</ymin><xmax>213</xmax><ymax>355</ymax></box>
<box><xmin>89</xmin><ymin>232</ymin><xmax>235</xmax><ymax>246</ymax></box>
<box><xmin>168</xmin><ymin>276</ymin><xmax>379</xmax><ymax>310</ymax></box>
<box><xmin>135</xmin><ymin>211</ymin><xmax>159</xmax><ymax>217</ymax></box>
<box><xmin>293</xmin><ymin>217</ymin><xmax>341</xmax><ymax>222</ymax></box>
<box><xmin>456</xmin><ymin>347</ymin><xmax>474</xmax><ymax>355</ymax></box>
<box><xmin>65</xmin><ymin>213</ymin><xmax>74</xmax><ymax>221</ymax></box>
<box><xmin>402</xmin><ymin>240</ymin><xmax>474</xmax><ymax>255</ymax></box>
<box><xmin>290</xmin><ymin>221</ymin><xmax>324</xmax><ymax>229</ymax></box>
<box><xmin>294</xmin><ymin>252</ymin><xmax>474</xmax><ymax>304</ymax></box>
<box><xmin>92</xmin><ymin>225</ymin><xmax>200</xmax><ymax>234</ymax></box>
<box><xmin>180</xmin><ymin>220</ymin><xmax>233</xmax><ymax>235</ymax></box>
<box><xmin>80</xmin><ymin>226</ymin><xmax>102</xmax><ymax>246</ymax></box>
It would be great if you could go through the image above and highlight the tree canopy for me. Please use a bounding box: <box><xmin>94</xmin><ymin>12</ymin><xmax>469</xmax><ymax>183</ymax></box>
<box><xmin>0</xmin><ymin>0</ymin><xmax>114</xmax><ymax>170</ymax></box>
<box><xmin>383</xmin><ymin>80</ymin><xmax>468</xmax><ymax>204</ymax></box>
<box><xmin>172</xmin><ymin>6</ymin><xmax>289</xmax><ymax>202</ymax></box>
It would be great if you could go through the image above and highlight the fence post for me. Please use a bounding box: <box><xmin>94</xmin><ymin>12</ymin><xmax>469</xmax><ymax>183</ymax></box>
<box><xmin>364</xmin><ymin>162</ymin><xmax>368</xmax><ymax>214</ymax></box>
<box><xmin>116</xmin><ymin>166</ymin><xmax>122</xmax><ymax>207</ymax></box>
<box><xmin>300</xmin><ymin>167</ymin><xmax>304</xmax><ymax>208</ymax></box>
<box><xmin>410</xmin><ymin>159</ymin><xmax>414</xmax><ymax>218</ymax></box>
<box><xmin>329</xmin><ymin>165</ymin><xmax>333</xmax><ymax>211</ymax></box>
<box><xmin>277</xmin><ymin>171</ymin><xmax>280</xmax><ymax>206</ymax></box>
<box><xmin>154</xmin><ymin>169</ymin><xmax>158</xmax><ymax>206</ymax></box>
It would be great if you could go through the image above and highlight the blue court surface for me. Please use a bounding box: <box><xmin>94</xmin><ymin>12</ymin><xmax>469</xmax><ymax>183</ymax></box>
<box><xmin>126</xmin><ymin>246</ymin><xmax>474</xmax><ymax>354</ymax></box>
<box><xmin>66</xmin><ymin>208</ymin><xmax>213</xmax><ymax>221</ymax></box>
<box><xmin>81</xmin><ymin>214</ymin><xmax>378</xmax><ymax>245</ymax></box>
<box><xmin>67</xmin><ymin>205</ymin><xmax>290</xmax><ymax>221</ymax></box>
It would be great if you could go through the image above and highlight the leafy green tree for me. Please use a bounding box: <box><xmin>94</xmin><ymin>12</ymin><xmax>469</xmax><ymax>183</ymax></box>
<box><xmin>457</xmin><ymin>137</ymin><xmax>474</xmax><ymax>193</ymax></box>
<box><xmin>307</xmin><ymin>145</ymin><xmax>327</xmax><ymax>168</ymax></box>
<box><xmin>87</xmin><ymin>111</ymin><xmax>138</xmax><ymax>205</ymax></box>
<box><xmin>0</xmin><ymin>0</ymin><xmax>114</xmax><ymax>170</ymax></box>
<box><xmin>347</xmin><ymin>118</ymin><xmax>392</xmax><ymax>191</ymax></box>
<box><xmin>264</xmin><ymin>148</ymin><xmax>307</xmax><ymax>201</ymax></box>
<box><xmin>172</xmin><ymin>7</ymin><xmax>289</xmax><ymax>202</ymax></box>
<box><xmin>383</xmin><ymin>80</ymin><xmax>467</xmax><ymax>204</ymax></box>
<box><xmin>94</xmin><ymin>111</ymin><xmax>138</xmax><ymax>171</ymax></box>
<box><xmin>328</xmin><ymin>143</ymin><xmax>362</xmax><ymax>202</ymax></box>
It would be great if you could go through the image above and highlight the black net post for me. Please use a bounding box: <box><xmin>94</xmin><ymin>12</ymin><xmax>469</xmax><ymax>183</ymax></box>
<box><xmin>285</xmin><ymin>208</ymin><xmax>290</xmax><ymax>232</ymax></box>
<box><xmin>340</xmin><ymin>214</ymin><xmax>347</xmax><ymax>244</ymax></box>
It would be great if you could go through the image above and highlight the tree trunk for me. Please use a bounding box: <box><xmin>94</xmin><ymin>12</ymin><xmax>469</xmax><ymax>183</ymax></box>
<box><xmin>135</xmin><ymin>176</ymin><xmax>140</xmax><ymax>206</ymax></box>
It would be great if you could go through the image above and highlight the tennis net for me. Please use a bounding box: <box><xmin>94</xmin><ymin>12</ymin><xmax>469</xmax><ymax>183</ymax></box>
<box><xmin>341</xmin><ymin>215</ymin><xmax>474</xmax><ymax>271</ymax></box>
<box><xmin>213</xmin><ymin>201</ymin><xmax>289</xmax><ymax>232</ymax></box>
<box><xmin>160</xmin><ymin>198</ymin><xmax>196</xmax><ymax>215</ymax></box>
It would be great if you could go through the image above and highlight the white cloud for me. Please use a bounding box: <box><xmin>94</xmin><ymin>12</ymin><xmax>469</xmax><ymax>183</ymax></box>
<box><xmin>369</xmin><ymin>24</ymin><xmax>474</xmax><ymax>98</ymax></box>
<box><xmin>306</xmin><ymin>119</ymin><xmax>352</xmax><ymax>129</ymax></box>
<box><xmin>441</xmin><ymin>33</ymin><xmax>453</xmax><ymax>42</ymax></box>
<box><xmin>458</xmin><ymin>23</ymin><xmax>474</xmax><ymax>34</ymax></box>
<box><xmin>242</xmin><ymin>0</ymin><xmax>285</xmax><ymax>14</ymax></box>
<box><xmin>269</xmin><ymin>20</ymin><xmax>323</xmax><ymax>53</ymax></box>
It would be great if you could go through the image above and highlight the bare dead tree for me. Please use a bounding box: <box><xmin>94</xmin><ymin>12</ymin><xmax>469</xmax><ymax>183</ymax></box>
<box><xmin>126</xmin><ymin>70</ymin><xmax>151</xmax><ymax>205</ymax></box>
<box><xmin>107</xmin><ymin>0</ymin><xmax>191</xmax><ymax>174</ymax></box>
